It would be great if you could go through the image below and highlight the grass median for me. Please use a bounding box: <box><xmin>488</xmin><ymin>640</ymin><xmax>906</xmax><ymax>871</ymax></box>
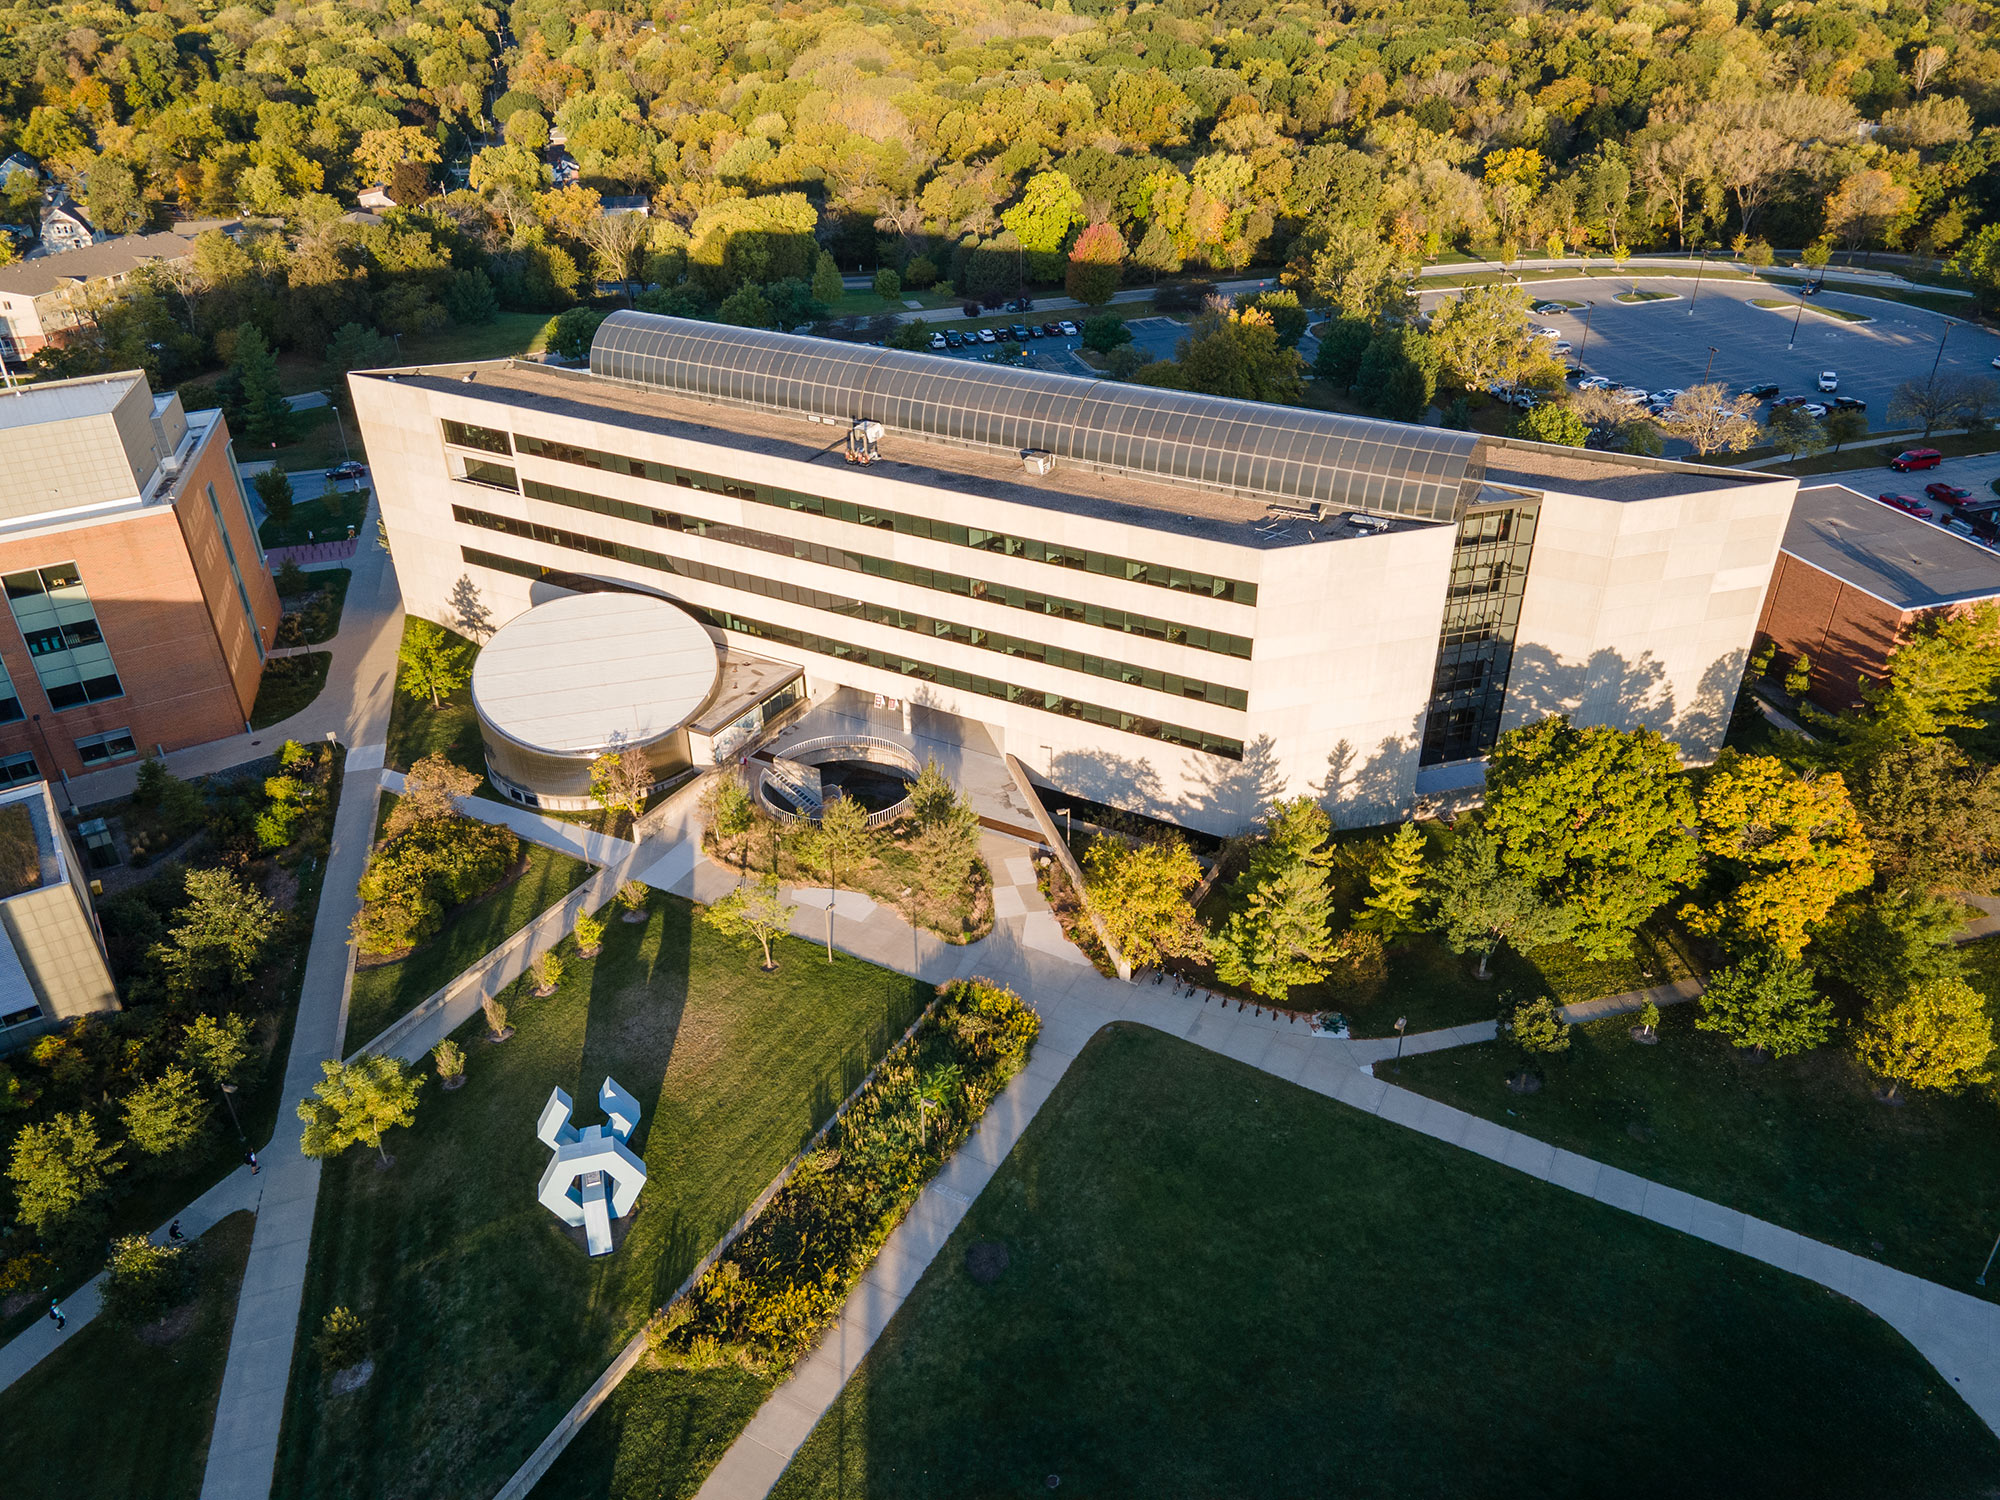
<box><xmin>773</xmin><ymin>1023</ymin><xmax>2000</xmax><ymax>1498</ymax></box>
<box><xmin>1393</xmin><ymin>980</ymin><xmax>2000</xmax><ymax>1301</ymax></box>
<box><xmin>274</xmin><ymin>889</ymin><xmax>930</xmax><ymax>1500</ymax></box>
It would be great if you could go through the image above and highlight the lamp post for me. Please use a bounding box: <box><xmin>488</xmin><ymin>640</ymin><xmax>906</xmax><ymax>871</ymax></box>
<box><xmin>1931</xmin><ymin>318</ymin><xmax>1958</xmax><ymax>382</ymax></box>
<box><xmin>1687</xmin><ymin>244</ymin><xmax>1709</xmax><ymax>316</ymax></box>
<box><xmin>1703</xmin><ymin>345</ymin><xmax>1718</xmax><ymax>384</ymax></box>
<box><xmin>1578</xmin><ymin>301</ymin><xmax>1596</xmax><ymax>362</ymax></box>
<box><xmin>220</xmin><ymin>1080</ymin><xmax>245</xmax><ymax>1144</ymax></box>
<box><xmin>1977</xmin><ymin>1223</ymin><xmax>2000</xmax><ymax>1287</ymax></box>
<box><xmin>1787</xmin><ymin>283</ymin><xmax>1808</xmax><ymax>351</ymax></box>
<box><xmin>1393</xmin><ymin>1015</ymin><xmax>1409</xmax><ymax>1074</ymax></box>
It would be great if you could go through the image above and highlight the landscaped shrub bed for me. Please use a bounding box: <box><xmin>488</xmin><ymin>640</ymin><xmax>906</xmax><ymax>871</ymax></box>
<box><xmin>350</xmin><ymin>761</ymin><xmax>521</xmax><ymax>957</ymax></box>
<box><xmin>653</xmin><ymin>977</ymin><xmax>1038</xmax><ymax>1372</ymax></box>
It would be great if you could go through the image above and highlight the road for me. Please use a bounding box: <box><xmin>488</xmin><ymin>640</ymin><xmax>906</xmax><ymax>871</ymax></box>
<box><xmin>1421</xmin><ymin>274</ymin><xmax>2000</xmax><ymax>432</ymax></box>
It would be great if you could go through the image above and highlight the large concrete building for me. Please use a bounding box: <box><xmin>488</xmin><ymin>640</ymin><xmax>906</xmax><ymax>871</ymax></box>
<box><xmin>352</xmin><ymin>314</ymin><xmax>1797</xmax><ymax>835</ymax></box>
<box><xmin>0</xmin><ymin>371</ymin><xmax>280</xmax><ymax>787</ymax></box>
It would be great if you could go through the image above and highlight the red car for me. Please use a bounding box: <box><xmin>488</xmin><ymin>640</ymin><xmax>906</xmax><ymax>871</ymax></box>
<box><xmin>1926</xmin><ymin>482</ymin><xmax>1976</xmax><ymax>505</ymax></box>
<box><xmin>1891</xmin><ymin>448</ymin><xmax>1944</xmax><ymax>471</ymax></box>
<box><xmin>1878</xmin><ymin>492</ymin><xmax>1934</xmax><ymax>519</ymax></box>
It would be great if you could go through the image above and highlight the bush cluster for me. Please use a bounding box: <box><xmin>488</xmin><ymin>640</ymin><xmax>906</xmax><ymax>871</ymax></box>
<box><xmin>352</xmin><ymin>813</ymin><xmax>519</xmax><ymax>956</ymax></box>
<box><xmin>653</xmin><ymin>979</ymin><xmax>1038</xmax><ymax>1372</ymax></box>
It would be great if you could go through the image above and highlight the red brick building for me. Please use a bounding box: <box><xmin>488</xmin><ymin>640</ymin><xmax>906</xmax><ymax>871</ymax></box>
<box><xmin>0</xmin><ymin>371</ymin><xmax>281</xmax><ymax>787</ymax></box>
<box><xmin>1755</xmin><ymin>483</ymin><xmax>2000</xmax><ymax>711</ymax></box>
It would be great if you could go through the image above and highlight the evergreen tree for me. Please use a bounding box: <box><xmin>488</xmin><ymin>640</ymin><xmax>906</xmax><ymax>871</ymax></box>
<box><xmin>1208</xmin><ymin>796</ymin><xmax>1339</xmax><ymax>1001</ymax></box>
<box><xmin>1355</xmin><ymin>821</ymin><xmax>1427</xmax><ymax>938</ymax></box>
<box><xmin>233</xmin><ymin>324</ymin><xmax>295</xmax><ymax>447</ymax></box>
<box><xmin>811</xmin><ymin>251</ymin><xmax>844</xmax><ymax>305</ymax></box>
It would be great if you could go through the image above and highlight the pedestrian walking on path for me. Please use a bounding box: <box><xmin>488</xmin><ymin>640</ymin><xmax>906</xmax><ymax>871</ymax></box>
<box><xmin>47</xmin><ymin>1299</ymin><xmax>64</xmax><ymax>1331</ymax></box>
<box><xmin>169</xmin><ymin>1219</ymin><xmax>185</xmax><ymax>1242</ymax></box>
<box><xmin>243</xmin><ymin>1149</ymin><xmax>259</xmax><ymax>1175</ymax></box>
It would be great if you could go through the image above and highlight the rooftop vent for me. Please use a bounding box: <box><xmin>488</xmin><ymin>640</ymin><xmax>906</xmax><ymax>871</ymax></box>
<box><xmin>1022</xmin><ymin>449</ymin><xmax>1056</xmax><ymax>476</ymax></box>
<box><xmin>844</xmin><ymin>419</ymin><xmax>883</xmax><ymax>466</ymax></box>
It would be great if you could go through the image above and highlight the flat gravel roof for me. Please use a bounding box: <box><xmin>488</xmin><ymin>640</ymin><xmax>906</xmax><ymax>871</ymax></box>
<box><xmin>471</xmin><ymin>593</ymin><xmax>719</xmax><ymax>756</ymax></box>
<box><xmin>1784</xmin><ymin>483</ymin><xmax>2000</xmax><ymax>611</ymax></box>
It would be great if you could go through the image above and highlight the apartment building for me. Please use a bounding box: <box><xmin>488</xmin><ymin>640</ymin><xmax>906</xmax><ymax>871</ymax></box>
<box><xmin>351</xmin><ymin>314</ymin><xmax>1798</xmax><ymax>835</ymax></box>
<box><xmin>0</xmin><ymin>370</ymin><xmax>280</xmax><ymax>787</ymax></box>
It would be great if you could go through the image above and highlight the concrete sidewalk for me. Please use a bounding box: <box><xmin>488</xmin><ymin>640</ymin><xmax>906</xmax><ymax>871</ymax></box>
<box><xmin>198</xmin><ymin>494</ymin><xmax>402</xmax><ymax>1500</ymax></box>
<box><xmin>0</xmin><ymin>1161</ymin><xmax>260</xmax><ymax>1393</ymax></box>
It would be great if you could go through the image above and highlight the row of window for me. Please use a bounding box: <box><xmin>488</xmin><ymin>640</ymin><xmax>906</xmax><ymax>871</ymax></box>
<box><xmin>207</xmin><ymin>483</ymin><xmax>265</xmax><ymax>665</ymax></box>
<box><xmin>3</xmin><ymin>564</ymin><xmax>122</xmax><ymax>710</ymax></box>
<box><xmin>1421</xmin><ymin>505</ymin><xmax>1539</xmax><ymax>767</ymax></box>
<box><xmin>519</xmin><ymin>476</ymin><xmax>1255</xmax><ymax>659</ymax></box>
<box><xmin>451</xmin><ymin>503</ymin><xmax>1251</xmax><ymax>711</ymax></box>
<box><xmin>443</xmin><ymin>421</ymin><xmax>1262</xmax><ymax>605</ymax></box>
<box><xmin>461</xmin><ymin>547</ymin><xmax>1247</xmax><ymax>761</ymax></box>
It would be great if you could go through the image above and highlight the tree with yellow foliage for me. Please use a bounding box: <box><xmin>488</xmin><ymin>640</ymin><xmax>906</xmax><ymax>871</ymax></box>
<box><xmin>1682</xmin><ymin>754</ymin><xmax>1872</xmax><ymax>957</ymax></box>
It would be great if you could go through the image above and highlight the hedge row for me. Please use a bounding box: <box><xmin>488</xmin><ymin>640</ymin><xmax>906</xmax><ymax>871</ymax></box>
<box><xmin>653</xmin><ymin>977</ymin><xmax>1040</xmax><ymax>1372</ymax></box>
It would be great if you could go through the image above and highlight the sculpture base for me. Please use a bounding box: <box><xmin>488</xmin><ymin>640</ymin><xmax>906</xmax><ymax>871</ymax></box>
<box><xmin>557</xmin><ymin>1203</ymin><xmax>640</xmax><ymax>1257</ymax></box>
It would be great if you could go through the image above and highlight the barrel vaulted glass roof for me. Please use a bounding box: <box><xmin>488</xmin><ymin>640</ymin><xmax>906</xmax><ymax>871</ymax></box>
<box><xmin>589</xmin><ymin>312</ymin><xmax>1484</xmax><ymax>524</ymax></box>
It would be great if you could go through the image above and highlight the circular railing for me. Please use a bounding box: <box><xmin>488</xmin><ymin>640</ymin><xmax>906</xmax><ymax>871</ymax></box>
<box><xmin>757</xmin><ymin>736</ymin><xmax>921</xmax><ymax>827</ymax></box>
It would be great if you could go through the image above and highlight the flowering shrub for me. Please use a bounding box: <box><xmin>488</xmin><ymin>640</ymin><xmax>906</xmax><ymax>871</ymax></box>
<box><xmin>653</xmin><ymin>978</ymin><xmax>1038</xmax><ymax>1372</ymax></box>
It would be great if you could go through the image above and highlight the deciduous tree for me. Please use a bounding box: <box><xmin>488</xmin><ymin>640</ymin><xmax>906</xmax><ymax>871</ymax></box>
<box><xmin>705</xmin><ymin>876</ymin><xmax>797</xmax><ymax>969</ymax></box>
<box><xmin>298</xmin><ymin>1054</ymin><xmax>425</xmax><ymax>1167</ymax></box>
<box><xmin>151</xmin><ymin>868</ymin><xmax>281</xmax><ymax>998</ymax></box>
<box><xmin>1482</xmin><ymin>717</ymin><xmax>1697</xmax><ymax>959</ymax></box>
<box><xmin>6</xmin><ymin>1111</ymin><xmax>122</xmax><ymax>1233</ymax></box>
<box><xmin>1694</xmin><ymin>949</ymin><xmax>1833</xmax><ymax>1057</ymax></box>
<box><xmin>389</xmin><ymin>752</ymin><xmax>478</xmax><ymax>835</ymax></box>
<box><xmin>1659</xmin><ymin>384</ymin><xmax>1762</xmax><ymax>456</ymax></box>
<box><xmin>1854</xmin><ymin>978</ymin><xmax>1995</xmax><ymax>1100</ymax></box>
<box><xmin>1429</xmin><ymin>826</ymin><xmax>1577</xmax><ymax>976</ymax></box>
<box><xmin>122</xmin><ymin>1066</ymin><xmax>210</xmax><ymax>1157</ymax></box>
<box><xmin>1065</xmin><ymin>222</ymin><xmax>1126</xmax><ymax>307</ymax></box>
<box><xmin>589</xmin><ymin>746</ymin><xmax>652</xmax><ymax>821</ymax></box>
<box><xmin>1683</xmin><ymin>756</ymin><xmax>1872</xmax><ymax>956</ymax></box>
<box><xmin>396</xmin><ymin>619</ymin><xmax>473</xmax><ymax>708</ymax></box>
<box><xmin>1082</xmin><ymin>835</ymin><xmax>1206</xmax><ymax>971</ymax></box>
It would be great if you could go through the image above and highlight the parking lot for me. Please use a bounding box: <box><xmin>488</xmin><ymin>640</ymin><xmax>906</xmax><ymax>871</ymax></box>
<box><xmin>1420</xmin><ymin>275</ymin><xmax>2000</xmax><ymax>431</ymax></box>
<box><xmin>912</xmin><ymin>311</ymin><xmax>1190</xmax><ymax>376</ymax></box>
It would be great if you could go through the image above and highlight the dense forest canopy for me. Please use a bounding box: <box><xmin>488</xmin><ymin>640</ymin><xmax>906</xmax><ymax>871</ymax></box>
<box><xmin>6</xmin><ymin>0</ymin><xmax>2000</xmax><ymax>388</ymax></box>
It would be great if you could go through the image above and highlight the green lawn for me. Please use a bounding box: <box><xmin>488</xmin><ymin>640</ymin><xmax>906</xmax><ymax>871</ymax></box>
<box><xmin>1613</xmin><ymin>288</ymin><xmax>1677</xmax><ymax>302</ymax></box>
<box><xmin>236</xmin><ymin>406</ymin><xmax>352</xmax><ymax>474</ymax></box>
<box><xmin>289</xmin><ymin>566</ymin><xmax>351</xmax><ymax>645</ymax></box>
<box><xmin>261</xmin><ymin>489</ymin><xmax>369</xmax><ymax>549</ymax></box>
<box><xmin>345</xmin><ymin>829</ymin><xmax>592</xmax><ymax>1048</ymax></box>
<box><xmin>0</xmin><ymin>1211</ymin><xmax>255</xmax><ymax>1499</ymax></box>
<box><xmin>772</xmin><ymin>1024</ymin><xmax>2000</xmax><ymax>1499</ymax></box>
<box><xmin>250</xmin><ymin>651</ymin><xmax>331</xmax><ymax>729</ymax></box>
<box><xmin>275</xmin><ymin>891</ymin><xmax>930</xmax><ymax>1500</ymax></box>
<box><xmin>384</xmin><ymin>620</ymin><xmax>483</xmax><ymax>776</ymax></box>
<box><xmin>1394</xmin><ymin>989</ymin><xmax>2000</xmax><ymax>1302</ymax></box>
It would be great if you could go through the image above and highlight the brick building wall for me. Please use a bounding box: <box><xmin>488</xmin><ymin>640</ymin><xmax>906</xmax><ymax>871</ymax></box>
<box><xmin>0</xmin><ymin>421</ymin><xmax>280</xmax><ymax>779</ymax></box>
<box><xmin>1754</xmin><ymin>550</ymin><xmax>1911</xmax><ymax>711</ymax></box>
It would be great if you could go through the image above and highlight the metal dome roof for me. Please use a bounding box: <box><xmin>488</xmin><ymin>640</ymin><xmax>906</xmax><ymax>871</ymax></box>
<box><xmin>588</xmin><ymin>312</ymin><xmax>1483</xmax><ymax>524</ymax></box>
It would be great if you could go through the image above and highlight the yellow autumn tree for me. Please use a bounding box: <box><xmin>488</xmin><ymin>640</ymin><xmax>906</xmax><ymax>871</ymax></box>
<box><xmin>1682</xmin><ymin>755</ymin><xmax>1873</xmax><ymax>956</ymax></box>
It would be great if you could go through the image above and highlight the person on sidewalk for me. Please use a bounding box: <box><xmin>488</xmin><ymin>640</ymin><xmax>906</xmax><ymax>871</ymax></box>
<box><xmin>168</xmin><ymin>1219</ymin><xmax>185</xmax><ymax>1242</ymax></box>
<box><xmin>47</xmin><ymin>1299</ymin><xmax>65</xmax><ymax>1331</ymax></box>
<box><xmin>244</xmin><ymin>1149</ymin><xmax>259</xmax><ymax>1175</ymax></box>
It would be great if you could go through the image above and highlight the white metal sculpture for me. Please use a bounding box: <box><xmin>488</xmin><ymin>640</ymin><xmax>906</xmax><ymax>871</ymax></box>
<box><xmin>535</xmin><ymin>1077</ymin><xmax>648</xmax><ymax>1256</ymax></box>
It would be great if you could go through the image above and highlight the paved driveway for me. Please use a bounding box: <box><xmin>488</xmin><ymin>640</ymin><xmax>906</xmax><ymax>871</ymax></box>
<box><xmin>1421</xmin><ymin>275</ymin><xmax>2000</xmax><ymax>433</ymax></box>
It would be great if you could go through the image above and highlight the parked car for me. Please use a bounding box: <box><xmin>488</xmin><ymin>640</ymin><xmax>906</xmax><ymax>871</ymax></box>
<box><xmin>1819</xmin><ymin>370</ymin><xmax>1839</xmax><ymax>392</ymax></box>
<box><xmin>1830</xmin><ymin>395</ymin><xmax>1867</xmax><ymax>411</ymax></box>
<box><xmin>1647</xmin><ymin>388</ymin><xmax>1683</xmax><ymax>406</ymax></box>
<box><xmin>1744</xmin><ymin>383</ymin><xmax>1780</xmax><ymax>400</ymax></box>
<box><xmin>944</xmin><ymin>330</ymin><xmax>963</xmax><ymax>348</ymax></box>
<box><xmin>1010</xmin><ymin>296</ymin><xmax>1034</xmax><ymax>312</ymax></box>
<box><xmin>978</xmin><ymin>327</ymin><xmax>997</xmax><ymax>343</ymax></box>
<box><xmin>1533</xmin><ymin>325</ymin><xmax>1562</xmax><ymax>340</ymax></box>
<box><xmin>1801</xmin><ymin>402</ymin><xmax>1828</xmax><ymax>419</ymax></box>
<box><xmin>928</xmin><ymin>332</ymin><xmax>947</xmax><ymax>350</ymax></box>
<box><xmin>1010</xmin><ymin>324</ymin><xmax>1032</xmax><ymax>341</ymax></box>
<box><xmin>1552</xmin><ymin>341</ymin><xmax>1573</xmax><ymax>355</ymax></box>
<box><xmin>1878</xmin><ymin>492</ymin><xmax>1934</xmax><ymax>518</ymax></box>
<box><xmin>1058</xmin><ymin>319</ymin><xmax>1078</xmax><ymax>336</ymax></box>
<box><xmin>1616</xmin><ymin>385</ymin><xmax>1649</xmax><ymax>404</ymax></box>
<box><xmin>1948</xmin><ymin>516</ymin><xmax>2000</xmax><ymax>546</ymax></box>
<box><xmin>1042</xmin><ymin>321</ymin><xmax>1064</xmax><ymax>337</ymax></box>
<box><xmin>328</xmin><ymin>460</ymin><xmax>366</xmax><ymax>481</ymax></box>
<box><xmin>1577</xmin><ymin>375</ymin><xmax>1612</xmax><ymax>391</ymax></box>
<box><xmin>1891</xmin><ymin>448</ymin><xmax>1945</xmax><ymax>471</ymax></box>
<box><xmin>1991</xmin><ymin>356</ymin><xmax>2000</xmax><ymax>371</ymax></box>
<box><xmin>1773</xmin><ymin>394</ymin><xmax>1810</xmax><ymax>410</ymax></box>
<box><xmin>1925</xmin><ymin>482</ymin><xmax>1976</xmax><ymax>505</ymax></box>
<box><xmin>1026</xmin><ymin>324</ymin><xmax>1044</xmax><ymax>338</ymax></box>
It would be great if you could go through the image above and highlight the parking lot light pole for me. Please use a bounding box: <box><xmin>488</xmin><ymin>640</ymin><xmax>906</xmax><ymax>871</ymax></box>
<box><xmin>1787</xmin><ymin>285</ymin><xmax>1808</xmax><ymax>350</ymax></box>
<box><xmin>1931</xmin><ymin>319</ymin><xmax>1958</xmax><ymax>382</ymax></box>
<box><xmin>1687</xmin><ymin>245</ymin><xmax>1708</xmax><ymax>316</ymax></box>
<box><xmin>1703</xmin><ymin>346</ymin><xmax>1718</xmax><ymax>384</ymax></box>
<box><xmin>1578</xmin><ymin>301</ymin><xmax>1596</xmax><ymax>361</ymax></box>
